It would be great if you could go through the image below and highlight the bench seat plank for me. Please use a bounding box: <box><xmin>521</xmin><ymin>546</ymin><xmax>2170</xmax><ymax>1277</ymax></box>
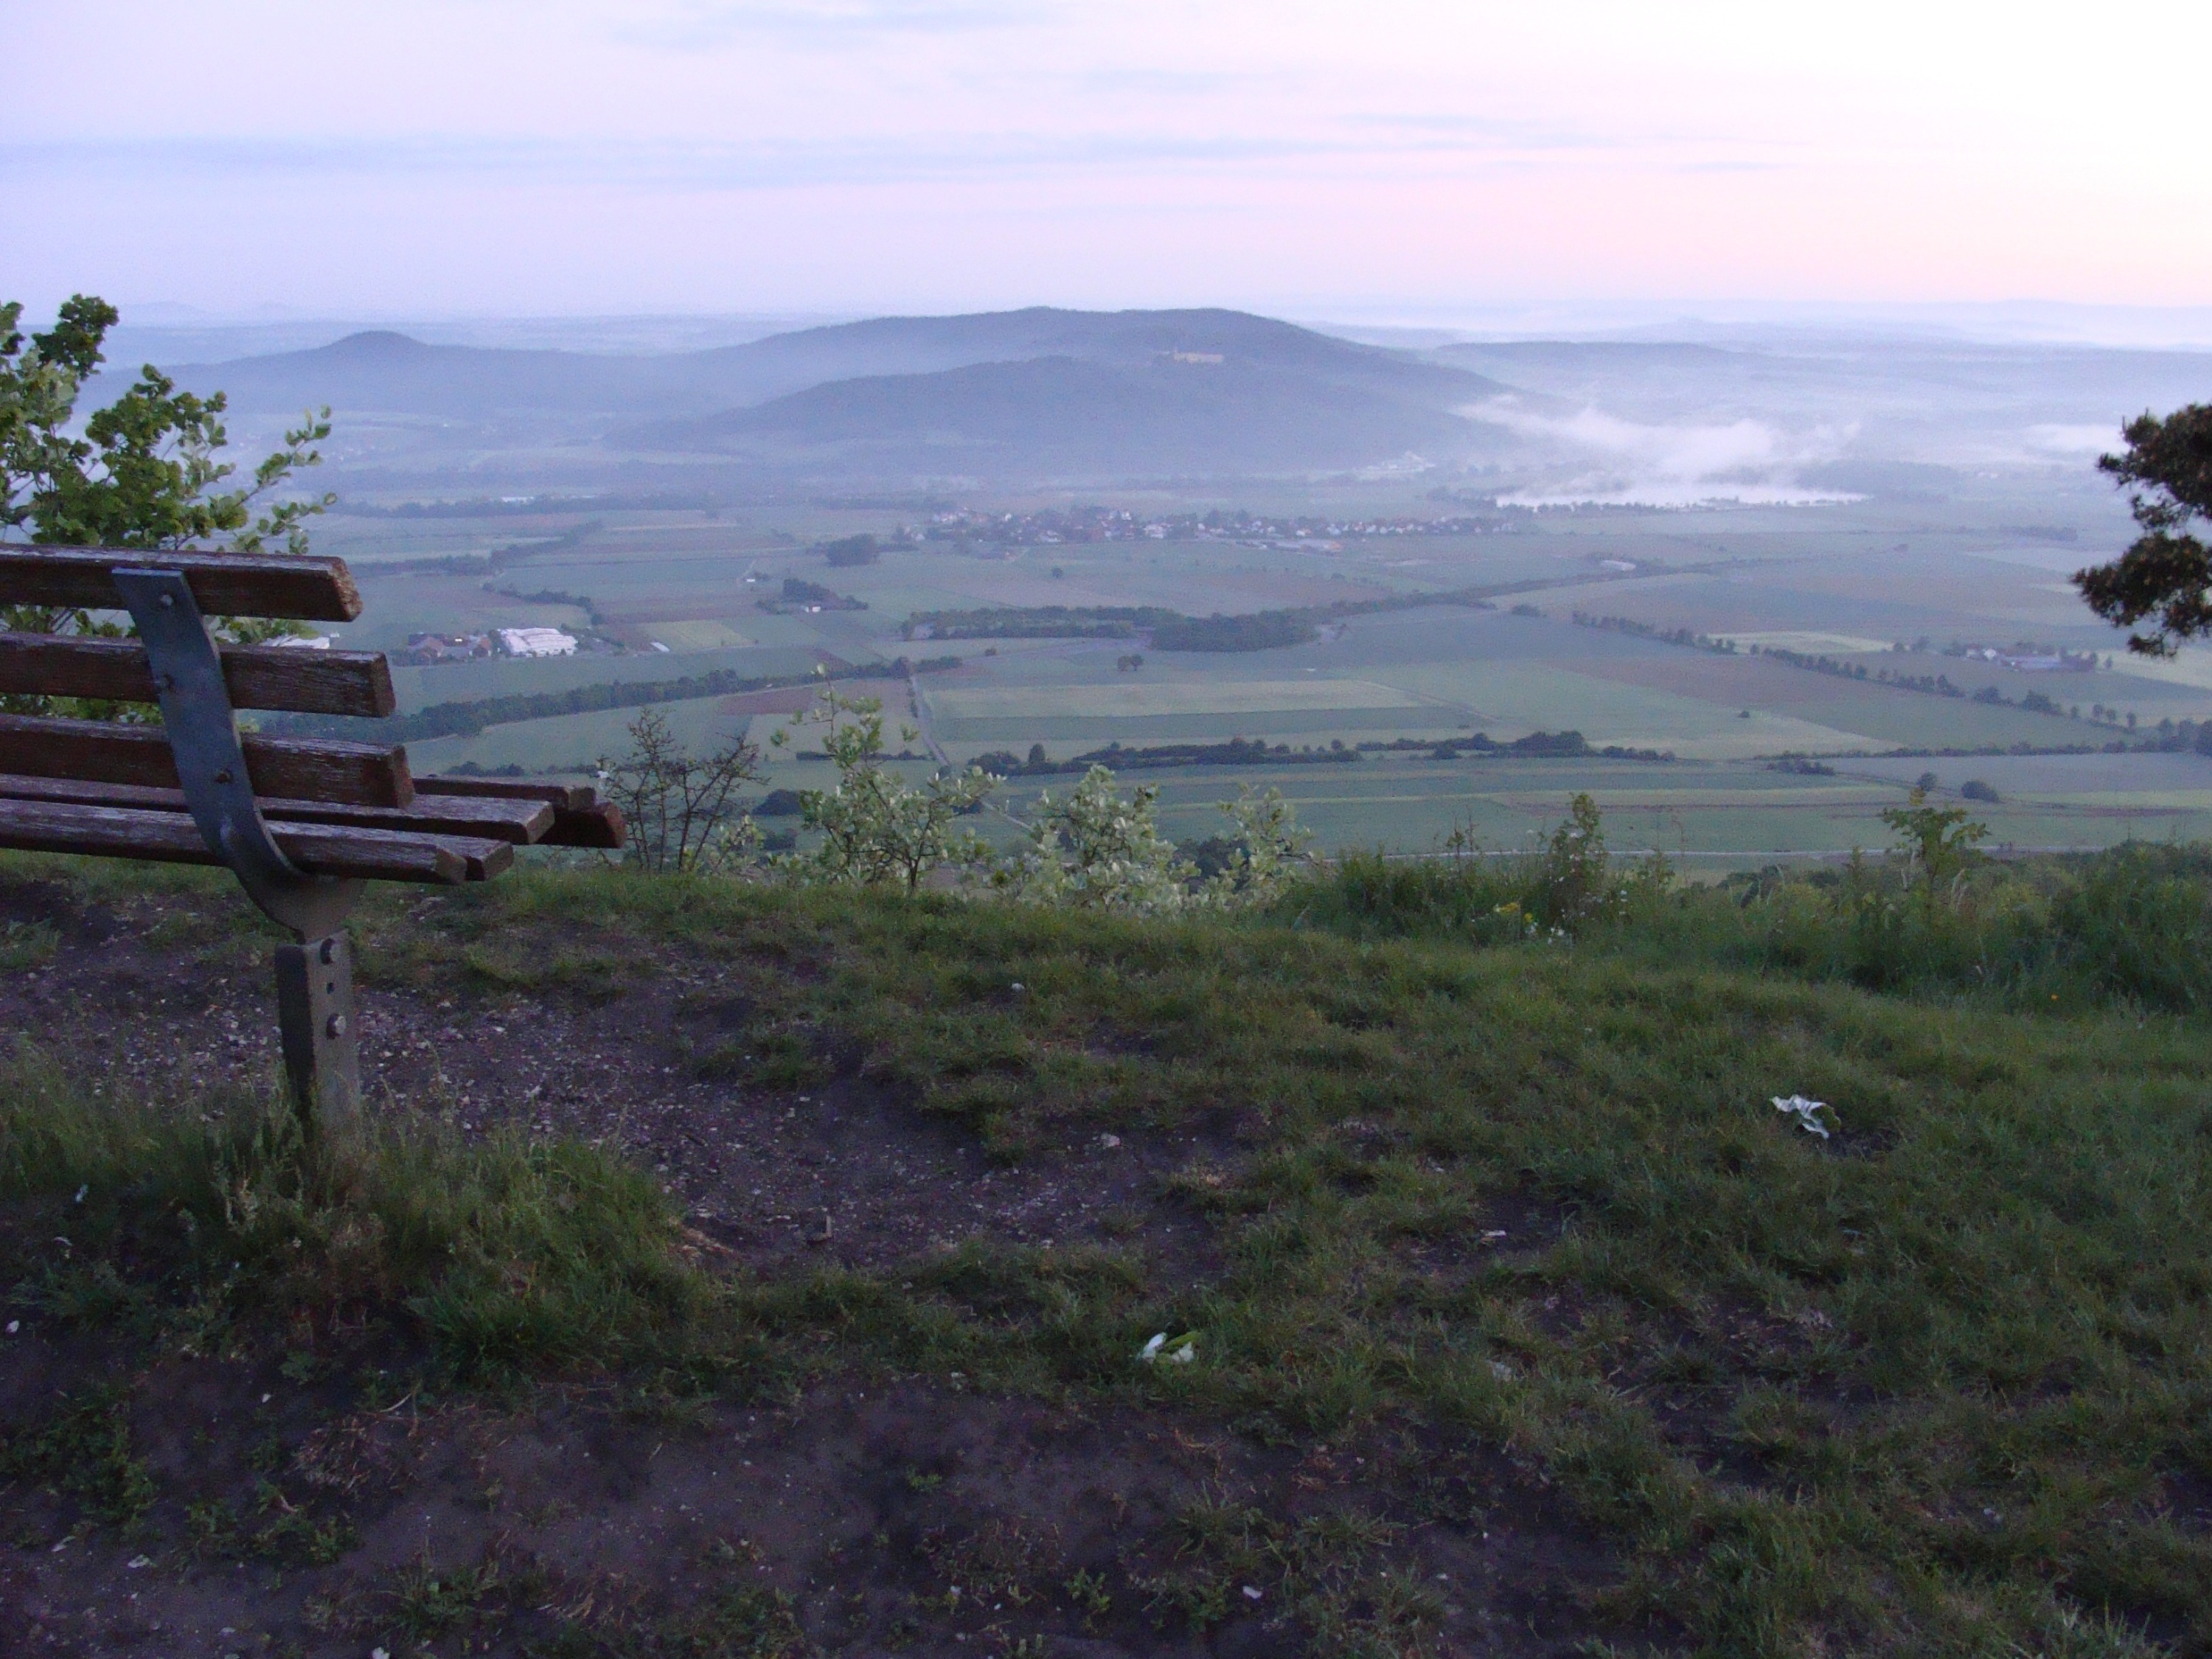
<box><xmin>533</xmin><ymin>801</ymin><xmax>625</xmax><ymax>849</ymax></box>
<box><xmin>0</xmin><ymin>798</ymin><xmax>509</xmax><ymax>883</ymax></box>
<box><xmin>0</xmin><ymin>547</ymin><xmax>361</xmax><ymax>622</ymax></box>
<box><xmin>418</xmin><ymin>775</ymin><xmax>626</xmax><ymax>849</ymax></box>
<box><xmin>0</xmin><ymin>774</ymin><xmax>552</xmax><ymax>844</ymax></box>
<box><xmin>0</xmin><ymin>713</ymin><xmax>413</xmax><ymax>807</ymax></box>
<box><xmin>0</xmin><ymin>632</ymin><xmax>395</xmax><ymax>717</ymax></box>
<box><xmin>415</xmin><ymin>776</ymin><xmax>598</xmax><ymax>809</ymax></box>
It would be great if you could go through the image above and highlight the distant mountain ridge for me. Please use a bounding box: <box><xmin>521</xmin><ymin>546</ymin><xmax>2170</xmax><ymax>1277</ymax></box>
<box><xmin>627</xmin><ymin>352</ymin><xmax>1501</xmax><ymax>480</ymax></box>
<box><xmin>167</xmin><ymin>306</ymin><xmax>1517</xmax><ymax>483</ymax></box>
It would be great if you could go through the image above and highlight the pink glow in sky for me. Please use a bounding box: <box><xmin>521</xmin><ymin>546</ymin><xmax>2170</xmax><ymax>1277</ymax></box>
<box><xmin>5</xmin><ymin>0</ymin><xmax>2210</xmax><ymax>319</ymax></box>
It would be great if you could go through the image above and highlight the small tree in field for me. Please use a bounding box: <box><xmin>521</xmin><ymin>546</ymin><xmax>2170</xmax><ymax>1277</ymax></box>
<box><xmin>596</xmin><ymin>710</ymin><xmax>762</xmax><ymax>874</ymax></box>
<box><xmin>771</xmin><ymin>678</ymin><xmax>998</xmax><ymax>889</ymax></box>
<box><xmin>1881</xmin><ymin>787</ymin><xmax>1989</xmax><ymax>919</ymax></box>
<box><xmin>1534</xmin><ymin>792</ymin><xmax>1611</xmax><ymax>931</ymax></box>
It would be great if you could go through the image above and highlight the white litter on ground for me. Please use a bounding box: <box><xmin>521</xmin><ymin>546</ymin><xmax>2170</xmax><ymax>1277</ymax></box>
<box><xmin>1773</xmin><ymin>1095</ymin><xmax>1834</xmax><ymax>1138</ymax></box>
<box><xmin>1137</xmin><ymin>1332</ymin><xmax>1197</xmax><ymax>1364</ymax></box>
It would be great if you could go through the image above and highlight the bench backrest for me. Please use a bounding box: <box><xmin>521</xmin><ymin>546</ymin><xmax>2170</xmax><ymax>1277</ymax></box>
<box><xmin>0</xmin><ymin>545</ymin><xmax>621</xmax><ymax>894</ymax></box>
<box><xmin>0</xmin><ymin>543</ymin><xmax>625</xmax><ymax>1130</ymax></box>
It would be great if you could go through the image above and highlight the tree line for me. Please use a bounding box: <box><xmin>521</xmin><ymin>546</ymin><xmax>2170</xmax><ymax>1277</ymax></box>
<box><xmin>265</xmin><ymin>656</ymin><xmax>961</xmax><ymax>745</ymax></box>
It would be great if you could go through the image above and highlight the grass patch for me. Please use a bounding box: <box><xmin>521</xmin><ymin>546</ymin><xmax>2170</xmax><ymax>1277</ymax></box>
<box><xmin>0</xmin><ymin>1382</ymin><xmax>156</xmax><ymax>1531</ymax></box>
<box><xmin>1288</xmin><ymin>839</ymin><xmax>2212</xmax><ymax>1013</ymax></box>
<box><xmin>0</xmin><ymin>1051</ymin><xmax>738</xmax><ymax>1389</ymax></box>
<box><xmin>8</xmin><ymin>858</ymin><xmax>2212</xmax><ymax>1651</ymax></box>
<box><xmin>0</xmin><ymin>919</ymin><xmax>55</xmax><ymax>973</ymax></box>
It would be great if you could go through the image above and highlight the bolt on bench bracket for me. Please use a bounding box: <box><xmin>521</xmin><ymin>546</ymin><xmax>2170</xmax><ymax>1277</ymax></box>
<box><xmin>115</xmin><ymin>569</ymin><xmax>363</xmax><ymax>1127</ymax></box>
<box><xmin>274</xmin><ymin>933</ymin><xmax>361</xmax><ymax>1131</ymax></box>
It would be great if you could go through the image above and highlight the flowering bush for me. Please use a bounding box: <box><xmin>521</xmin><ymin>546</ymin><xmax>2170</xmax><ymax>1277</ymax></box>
<box><xmin>998</xmin><ymin>768</ymin><xmax>1313</xmax><ymax>914</ymax></box>
<box><xmin>602</xmin><ymin>680</ymin><xmax>1314</xmax><ymax>911</ymax></box>
<box><xmin>996</xmin><ymin>765</ymin><xmax>1192</xmax><ymax>914</ymax></box>
<box><xmin>768</xmin><ymin>679</ymin><xmax>998</xmax><ymax>890</ymax></box>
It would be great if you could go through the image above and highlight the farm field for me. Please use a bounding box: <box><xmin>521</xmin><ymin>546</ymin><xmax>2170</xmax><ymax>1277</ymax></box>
<box><xmin>981</xmin><ymin>754</ymin><xmax>2212</xmax><ymax>860</ymax></box>
<box><xmin>316</xmin><ymin>483</ymin><xmax>2212</xmax><ymax>855</ymax></box>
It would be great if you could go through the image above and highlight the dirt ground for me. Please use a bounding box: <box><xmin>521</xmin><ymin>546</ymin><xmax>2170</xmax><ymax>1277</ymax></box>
<box><xmin>0</xmin><ymin>874</ymin><xmax>1649</xmax><ymax>1658</ymax></box>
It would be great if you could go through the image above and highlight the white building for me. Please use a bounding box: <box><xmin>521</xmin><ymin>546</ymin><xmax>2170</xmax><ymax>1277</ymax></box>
<box><xmin>498</xmin><ymin>627</ymin><xmax>579</xmax><ymax>658</ymax></box>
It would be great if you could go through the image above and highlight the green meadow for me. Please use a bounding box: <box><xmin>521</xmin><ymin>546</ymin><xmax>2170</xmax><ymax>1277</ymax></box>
<box><xmin>312</xmin><ymin>482</ymin><xmax>2212</xmax><ymax>856</ymax></box>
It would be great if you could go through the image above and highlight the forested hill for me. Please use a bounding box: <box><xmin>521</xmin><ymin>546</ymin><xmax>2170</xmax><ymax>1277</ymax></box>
<box><xmin>163</xmin><ymin>307</ymin><xmax>1519</xmax><ymax>483</ymax></box>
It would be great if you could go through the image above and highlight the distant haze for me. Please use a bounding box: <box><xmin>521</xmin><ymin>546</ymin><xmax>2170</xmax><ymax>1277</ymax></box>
<box><xmin>6</xmin><ymin>2</ymin><xmax>2211</xmax><ymax>320</ymax></box>
<box><xmin>111</xmin><ymin>305</ymin><xmax>2212</xmax><ymax>502</ymax></box>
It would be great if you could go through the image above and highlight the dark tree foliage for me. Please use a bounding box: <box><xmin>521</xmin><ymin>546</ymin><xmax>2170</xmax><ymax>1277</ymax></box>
<box><xmin>902</xmin><ymin>603</ymin><xmax>1318</xmax><ymax>653</ymax></box>
<box><xmin>0</xmin><ymin>294</ymin><xmax>334</xmax><ymax>717</ymax></box>
<box><xmin>2076</xmin><ymin>405</ymin><xmax>2212</xmax><ymax>655</ymax></box>
<box><xmin>821</xmin><ymin>533</ymin><xmax>880</xmax><ymax>567</ymax></box>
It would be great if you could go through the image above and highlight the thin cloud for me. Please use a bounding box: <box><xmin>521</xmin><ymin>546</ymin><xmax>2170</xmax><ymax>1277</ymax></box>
<box><xmin>614</xmin><ymin>0</ymin><xmax>1039</xmax><ymax>48</ymax></box>
<box><xmin>0</xmin><ymin>122</ymin><xmax>1680</xmax><ymax>190</ymax></box>
<box><xmin>2024</xmin><ymin>422</ymin><xmax>2120</xmax><ymax>457</ymax></box>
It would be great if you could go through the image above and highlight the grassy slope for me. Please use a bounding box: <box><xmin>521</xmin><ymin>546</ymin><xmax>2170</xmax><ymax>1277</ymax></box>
<box><xmin>5</xmin><ymin>863</ymin><xmax>2211</xmax><ymax>1654</ymax></box>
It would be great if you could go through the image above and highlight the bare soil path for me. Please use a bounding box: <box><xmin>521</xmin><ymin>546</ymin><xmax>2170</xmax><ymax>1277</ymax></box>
<box><xmin>0</xmin><ymin>872</ymin><xmax>1646</xmax><ymax>1658</ymax></box>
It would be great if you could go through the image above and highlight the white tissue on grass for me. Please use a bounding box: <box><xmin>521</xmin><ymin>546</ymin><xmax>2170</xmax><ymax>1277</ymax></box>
<box><xmin>1773</xmin><ymin>1095</ymin><xmax>1833</xmax><ymax>1138</ymax></box>
<box><xmin>1137</xmin><ymin>1332</ymin><xmax>1197</xmax><ymax>1364</ymax></box>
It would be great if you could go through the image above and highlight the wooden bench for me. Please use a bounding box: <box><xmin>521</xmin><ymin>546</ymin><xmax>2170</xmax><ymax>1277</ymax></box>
<box><xmin>0</xmin><ymin>545</ymin><xmax>625</xmax><ymax>1130</ymax></box>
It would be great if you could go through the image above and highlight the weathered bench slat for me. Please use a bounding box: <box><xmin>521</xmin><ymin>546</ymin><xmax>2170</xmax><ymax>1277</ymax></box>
<box><xmin>0</xmin><ymin>632</ymin><xmax>395</xmax><ymax>717</ymax></box>
<box><xmin>0</xmin><ymin>713</ymin><xmax>414</xmax><ymax>807</ymax></box>
<box><xmin>0</xmin><ymin>774</ymin><xmax>552</xmax><ymax>843</ymax></box>
<box><xmin>417</xmin><ymin>776</ymin><xmax>627</xmax><ymax>849</ymax></box>
<box><xmin>0</xmin><ymin>797</ymin><xmax>511</xmax><ymax>883</ymax></box>
<box><xmin>0</xmin><ymin>547</ymin><xmax>362</xmax><ymax>622</ymax></box>
<box><xmin>415</xmin><ymin>776</ymin><xmax>598</xmax><ymax>809</ymax></box>
<box><xmin>535</xmin><ymin>801</ymin><xmax>626</xmax><ymax>849</ymax></box>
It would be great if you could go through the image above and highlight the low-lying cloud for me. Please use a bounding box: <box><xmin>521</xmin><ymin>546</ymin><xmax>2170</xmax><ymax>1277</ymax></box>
<box><xmin>2023</xmin><ymin>422</ymin><xmax>2121</xmax><ymax>458</ymax></box>
<box><xmin>1465</xmin><ymin>398</ymin><xmax>1860</xmax><ymax>508</ymax></box>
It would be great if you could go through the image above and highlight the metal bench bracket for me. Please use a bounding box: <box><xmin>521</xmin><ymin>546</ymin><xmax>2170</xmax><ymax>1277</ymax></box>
<box><xmin>115</xmin><ymin>569</ymin><xmax>362</xmax><ymax>1129</ymax></box>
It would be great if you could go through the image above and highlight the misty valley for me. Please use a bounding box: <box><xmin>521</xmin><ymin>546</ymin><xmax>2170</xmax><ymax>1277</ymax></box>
<box><xmin>124</xmin><ymin>304</ymin><xmax>2212</xmax><ymax>866</ymax></box>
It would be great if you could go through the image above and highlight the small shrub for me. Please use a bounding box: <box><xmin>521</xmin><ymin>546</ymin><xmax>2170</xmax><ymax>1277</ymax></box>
<box><xmin>999</xmin><ymin>765</ymin><xmax>1193</xmax><ymax>914</ymax></box>
<box><xmin>1533</xmin><ymin>791</ymin><xmax>1611</xmax><ymax>931</ymax></box>
<box><xmin>1001</xmin><ymin>771</ymin><xmax>1312</xmax><ymax>914</ymax></box>
<box><xmin>596</xmin><ymin>709</ymin><xmax>762</xmax><ymax>874</ymax></box>
<box><xmin>771</xmin><ymin>678</ymin><xmax>998</xmax><ymax>889</ymax></box>
<box><xmin>1880</xmin><ymin>787</ymin><xmax>1989</xmax><ymax>920</ymax></box>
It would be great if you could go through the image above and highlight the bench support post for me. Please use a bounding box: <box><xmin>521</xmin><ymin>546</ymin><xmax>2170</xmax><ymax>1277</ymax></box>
<box><xmin>274</xmin><ymin>932</ymin><xmax>361</xmax><ymax>1133</ymax></box>
<box><xmin>114</xmin><ymin>568</ymin><xmax>365</xmax><ymax>1137</ymax></box>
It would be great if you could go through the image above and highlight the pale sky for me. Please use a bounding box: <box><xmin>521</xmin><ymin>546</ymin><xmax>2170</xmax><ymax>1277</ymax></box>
<box><xmin>6</xmin><ymin>0</ymin><xmax>2210</xmax><ymax>321</ymax></box>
